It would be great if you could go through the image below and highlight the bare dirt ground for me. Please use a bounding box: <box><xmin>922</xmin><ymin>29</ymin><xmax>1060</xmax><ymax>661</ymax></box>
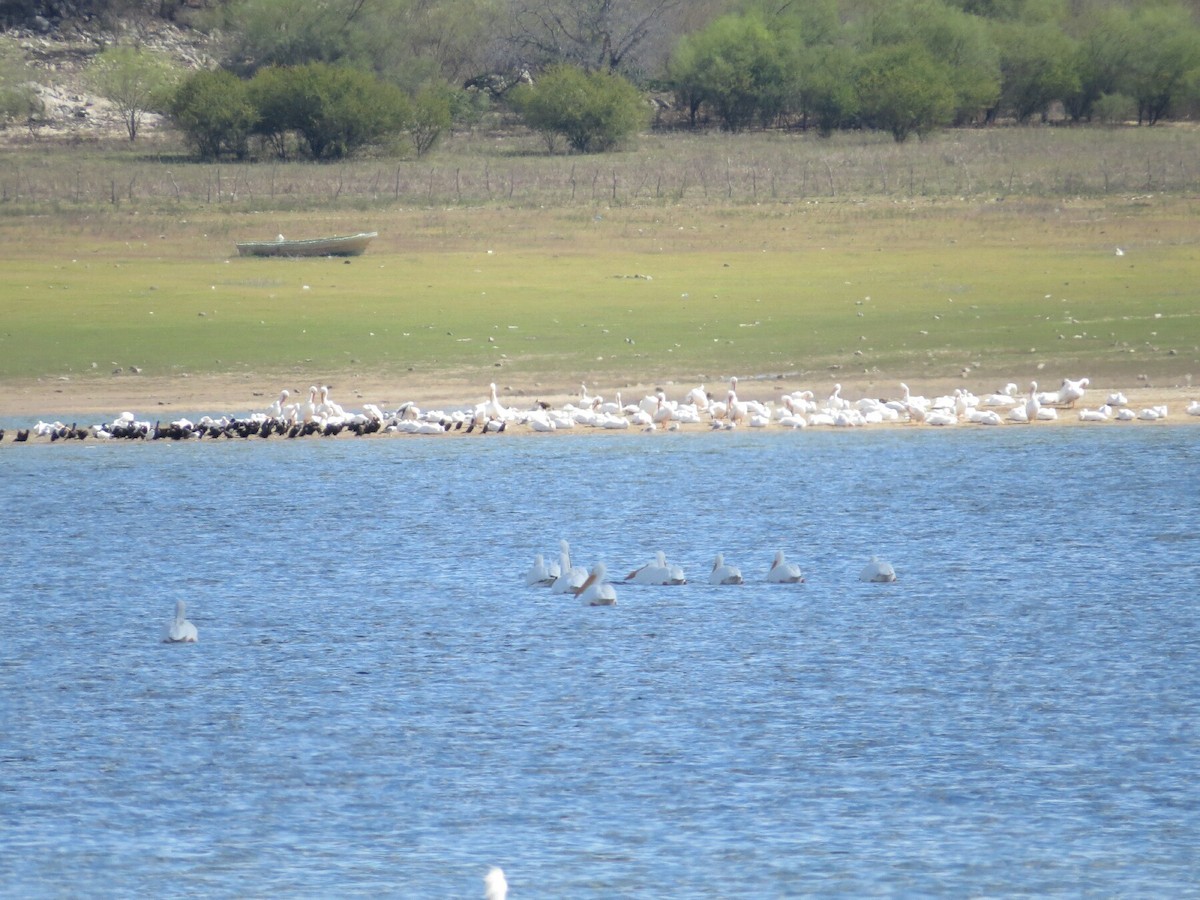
<box><xmin>2</xmin><ymin>370</ymin><xmax>1196</xmax><ymax>433</ymax></box>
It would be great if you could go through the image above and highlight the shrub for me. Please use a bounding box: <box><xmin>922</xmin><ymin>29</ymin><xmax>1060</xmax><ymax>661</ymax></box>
<box><xmin>1093</xmin><ymin>92</ymin><xmax>1136</xmax><ymax>125</ymax></box>
<box><xmin>170</xmin><ymin>69</ymin><xmax>257</xmax><ymax>160</ymax></box>
<box><xmin>258</xmin><ymin>63</ymin><xmax>408</xmax><ymax>160</ymax></box>
<box><xmin>408</xmin><ymin>84</ymin><xmax>452</xmax><ymax>158</ymax></box>
<box><xmin>855</xmin><ymin>43</ymin><xmax>956</xmax><ymax>142</ymax></box>
<box><xmin>0</xmin><ymin>37</ymin><xmax>41</xmax><ymax>127</ymax></box>
<box><xmin>668</xmin><ymin>14</ymin><xmax>787</xmax><ymax>132</ymax></box>
<box><xmin>510</xmin><ymin>65</ymin><xmax>647</xmax><ymax>154</ymax></box>
<box><xmin>86</xmin><ymin>46</ymin><xmax>180</xmax><ymax>141</ymax></box>
<box><xmin>247</xmin><ymin>65</ymin><xmax>304</xmax><ymax>158</ymax></box>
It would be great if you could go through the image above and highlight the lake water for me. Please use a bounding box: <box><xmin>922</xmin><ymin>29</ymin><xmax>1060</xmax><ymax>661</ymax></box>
<box><xmin>2</xmin><ymin>427</ymin><xmax>1198</xmax><ymax>897</ymax></box>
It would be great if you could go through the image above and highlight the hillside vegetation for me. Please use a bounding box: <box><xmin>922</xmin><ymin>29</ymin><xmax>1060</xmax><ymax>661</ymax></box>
<box><xmin>2</xmin><ymin>0</ymin><xmax>1200</xmax><ymax>155</ymax></box>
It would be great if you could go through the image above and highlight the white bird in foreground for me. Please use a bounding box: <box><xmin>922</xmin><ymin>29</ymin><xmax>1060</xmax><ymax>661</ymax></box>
<box><xmin>484</xmin><ymin>866</ymin><xmax>508</xmax><ymax>900</ymax></box>
<box><xmin>767</xmin><ymin>550</ymin><xmax>804</xmax><ymax>583</ymax></box>
<box><xmin>163</xmin><ymin>600</ymin><xmax>198</xmax><ymax>643</ymax></box>
<box><xmin>575</xmin><ymin>563</ymin><xmax>617</xmax><ymax>606</ymax></box>
<box><xmin>709</xmin><ymin>553</ymin><xmax>744</xmax><ymax>585</ymax></box>
<box><xmin>859</xmin><ymin>556</ymin><xmax>897</xmax><ymax>583</ymax></box>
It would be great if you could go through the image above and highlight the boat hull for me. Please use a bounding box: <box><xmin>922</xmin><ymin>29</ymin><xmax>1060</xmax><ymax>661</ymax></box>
<box><xmin>235</xmin><ymin>232</ymin><xmax>377</xmax><ymax>258</ymax></box>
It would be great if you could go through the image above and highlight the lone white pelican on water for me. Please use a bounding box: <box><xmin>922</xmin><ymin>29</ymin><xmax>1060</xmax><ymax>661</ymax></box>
<box><xmin>574</xmin><ymin>563</ymin><xmax>617</xmax><ymax>605</ymax></box>
<box><xmin>767</xmin><ymin>550</ymin><xmax>804</xmax><ymax>583</ymax></box>
<box><xmin>859</xmin><ymin>556</ymin><xmax>897</xmax><ymax>583</ymax></box>
<box><xmin>709</xmin><ymin>553</ymin><xmax>744</xmax><ymax>585</ymax></box>
<box><xmin>484</xmin><ymin>866</ymin><xmax>508</xmax><ymax>900</ymax></box>
<box><xmin>163</xmin><ymin>600</ymin><xmax>198</xmax><ymax>643</ymax></box>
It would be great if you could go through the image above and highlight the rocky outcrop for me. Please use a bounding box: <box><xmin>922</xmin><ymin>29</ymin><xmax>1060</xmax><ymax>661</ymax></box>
<box><xmin>4</xmin><ymin>17</ymin><xmax>216</xmax><ymax>141</ymax></box>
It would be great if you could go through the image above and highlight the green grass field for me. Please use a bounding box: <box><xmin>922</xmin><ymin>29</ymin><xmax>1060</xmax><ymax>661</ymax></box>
<box><xmin>2</xmin><ymin>129</ymin><xmax>1198</xmax><ymax>396</ymax></box>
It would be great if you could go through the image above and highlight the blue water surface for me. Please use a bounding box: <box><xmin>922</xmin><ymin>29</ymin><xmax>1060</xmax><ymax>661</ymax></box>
<box><xmin>2</xmin><ymin>427</ymin><xmax>1198</xmax><ymax>897</ymax></box>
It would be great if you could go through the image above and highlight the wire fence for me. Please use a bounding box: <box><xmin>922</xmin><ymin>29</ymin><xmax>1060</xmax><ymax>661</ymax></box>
<box><xmin>2</xmin><ymin>126</ymin><xmax>1197</xmax><ymax>212</ymax></box>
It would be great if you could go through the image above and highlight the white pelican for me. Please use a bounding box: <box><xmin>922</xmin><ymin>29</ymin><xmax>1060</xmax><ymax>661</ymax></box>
<box><xmin>266</xmin><ymin>389</ymin><xmax>290</xmax><ymax>418</ymax></box>
<box><xmin>1187</xmin><ymin>400</ymin><xmax>1200</xmax><ymax>416</ymax></box>
<box><xmin>163</xmin><ymin>600</ymin><xmax>198</xmax><ymax>643</ymax></box>
<box><xmin>859</xmin><ymin>556</ymin><xmax>897</xmax><ymax>583</ymax></box>
<box><xmin>1055</xmin><ymin>377</ymin><xmax>1089</xmax><ymax>407</ymax></box>
<box><xmin>967</xmin><ymin>408</ymin><xmax>1004</xmax><ymax>425</ymax></box>
<box><xmin>575</xmin><ymin>563</ymin><xmax>617</xmax><ymax>606</ymax></box>
<box><xmin>767</xmin><ymin>550</ymin><xmax>804</xmax><ymax>583</ymax></box>
<box><xmin>551</xmin><ymin>540</ymin><xmax>588</xmax><ymax>594</ymax></box>
<box><xmin>1024</xmin><ymin>381</ymin><xmax>1041</xmax><ymax>424</ymax></box>
<box><xmin>484</xmin><ymin>867</ymin><xmax>508</xmax><ymax>900</ymax></box>
<box><xmin>826</xmin><ymin>383</ymin><xmax>849</xmax><ymax>411</ymax></box>
<box><xmin>980</xmin><ymin>383</ymin><xmax>1019</xmax><ymax>407</ymax></box>
<box><xmin>482</xmin><ymin>382</ymin><xmax>509</xmax><ymax>421</ymax></box>
<box><xmin>626</xmin><ymin>551</ymin><xmax>686</xmax><ymax>585</ymax></box>
<box><xmin>897</xmin><ymin>382</ymin><xmax>928</xmax><ymax>412</ymax></box>
<box><xmin>317</xmin><ymin>385</ymin><xmax>346</xmax><ymax>418</ymax></box>
<box><xmin>709</xmin><ymin>553</ymin><xmax>744</xmax><ymax>585</ymax></box>
<box><xmin>524</xmin><ymin>553</ymin><xmax>559</xmax><ymax>586</ymax></box>
<box><xmin>301</xmin><ymin>385</ymin><xmax>319</xmax><ymax>423</ymax></box>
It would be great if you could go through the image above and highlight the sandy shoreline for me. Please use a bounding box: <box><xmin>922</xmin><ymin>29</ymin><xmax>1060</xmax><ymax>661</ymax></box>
<box><xmin>2</xmin><ymin>371</ymin><xmax>1197</xmax><ymax>434</ymax></box>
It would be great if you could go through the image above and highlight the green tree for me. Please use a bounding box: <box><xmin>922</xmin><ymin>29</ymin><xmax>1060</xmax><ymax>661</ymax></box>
<box><xmin>668</xmin><ymin>14</ymin><xmax>787</xmax><ymax>132</ymax></box>
<box><xmin>908</xmin><ymin>1</ymin><xmax>1000</xmax><ymax>124</ymax></box>
<box><xmin>510</xmin><ymin>64</ymin><xmax>647</xmax><ymax>153</ymax></box>
<box><xmin>407</xmin><ymin>83</ymin><xmax>453</xmax><ymax>158</ymax></box>
<box><xmin>1123</xmin><ymin>3</ymin><xmax>1200</xmax><ymax>125</ymax></box>
<box><xmin>501</xmin><ymin>0</ymin><xmax>689</xmax><ymax>76</ymax></box>
<box><xmin>86</xmin><ymin>45</ymin><xmax>179</xmax><ymax>140</ymax></box>
<box><xmin>1065</xmin><ymin>5</ymin><xmax>1134</xmax><ymax>121</ymax></box>
<box><xmin>216</xmin><ymin>0</ymin><xmax>360</xmax><ymax>72</ymax></box>
<box><xmin>991</xmin><ymin>19</ymin><xmax>1078</xmax><ymax>122</ymax></box>
<box><xmin>170</xmin><ymin>68</ymin><xmax>257</xmax><ymax>160</ymax></box>
<box><xmin>216</xmin><ymin>0</ymin><xmax>499</xmax><ymax>89</ymax></box>
<box><xmin>246</xmin><ymin>65</ymin><xmax>297</xmax><ymax>158</ymax></box>
<box><xmin>280</xmin><ymin>63</ymin><xmax>410</xmax><ymax>160</ymax></box>
<box><xmin>855</xmin><ymin>42</ymin><xmax>957</xmax><ymax>141</ymax></box>
<box><xmin>799</xmin><ymin>43</ymin><xmax>860</xmax><ymax>136</ymax></box>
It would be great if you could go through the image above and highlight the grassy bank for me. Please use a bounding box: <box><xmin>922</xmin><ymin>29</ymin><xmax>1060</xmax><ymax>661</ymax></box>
<box><xmin>1</xmin><ymin>129</ymin><xmax>1197</xmax><ymax>401</ymax></box>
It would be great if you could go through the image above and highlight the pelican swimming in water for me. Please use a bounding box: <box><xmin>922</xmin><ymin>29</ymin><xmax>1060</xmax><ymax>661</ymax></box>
<box><xmin>709</xmin><ymin>553</ymin><xmax>744</xmax><ymax>585</ymax></box>
<box><xmin>626</xmin><ymin>551</ymin><xmax>686</xmax><ymax>585</ymax></box>
<box><xmin>484</xmin><ymin>866</ymin><xmax>508</xmax><ymax>900</ymax></box>
<box><xmin>575</xmin><ymin>563</ymin><xmax>617</xmax><ymax>605</ymax></box>
<box><xmin>524</xmin><ymin>553</ymin><xmax>560</xmax><ymax>586</ymax></box>
<box><xmin>767</xmin><ymin>550</ymin><xmax>804</xmax><ymax>583</ymax></box>
<box><xmin>551</xmin><ymin>540</ymin><xmax>588</xmax><ymax>594</ymax></box>
<box><xmin>163</xmin><ymin>600</ymin><xmax>198</xmax><ymax>643</ymax></box>
<box><xmin>859</xmin><ymin>556</ymin><xmax>897</xmax><ymax>583</ymax></box>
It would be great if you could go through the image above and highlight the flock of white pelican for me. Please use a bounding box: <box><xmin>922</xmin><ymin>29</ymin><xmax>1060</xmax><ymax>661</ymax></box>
<box><xmin>9</xmin><ymin>376</ymin><xmax>1199</xmax><ymax>443</ymax></box>
<box><xmin>526</xmin><ymin>540</ymin><xmax>896</xmax><ymax>605</ymax></box>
